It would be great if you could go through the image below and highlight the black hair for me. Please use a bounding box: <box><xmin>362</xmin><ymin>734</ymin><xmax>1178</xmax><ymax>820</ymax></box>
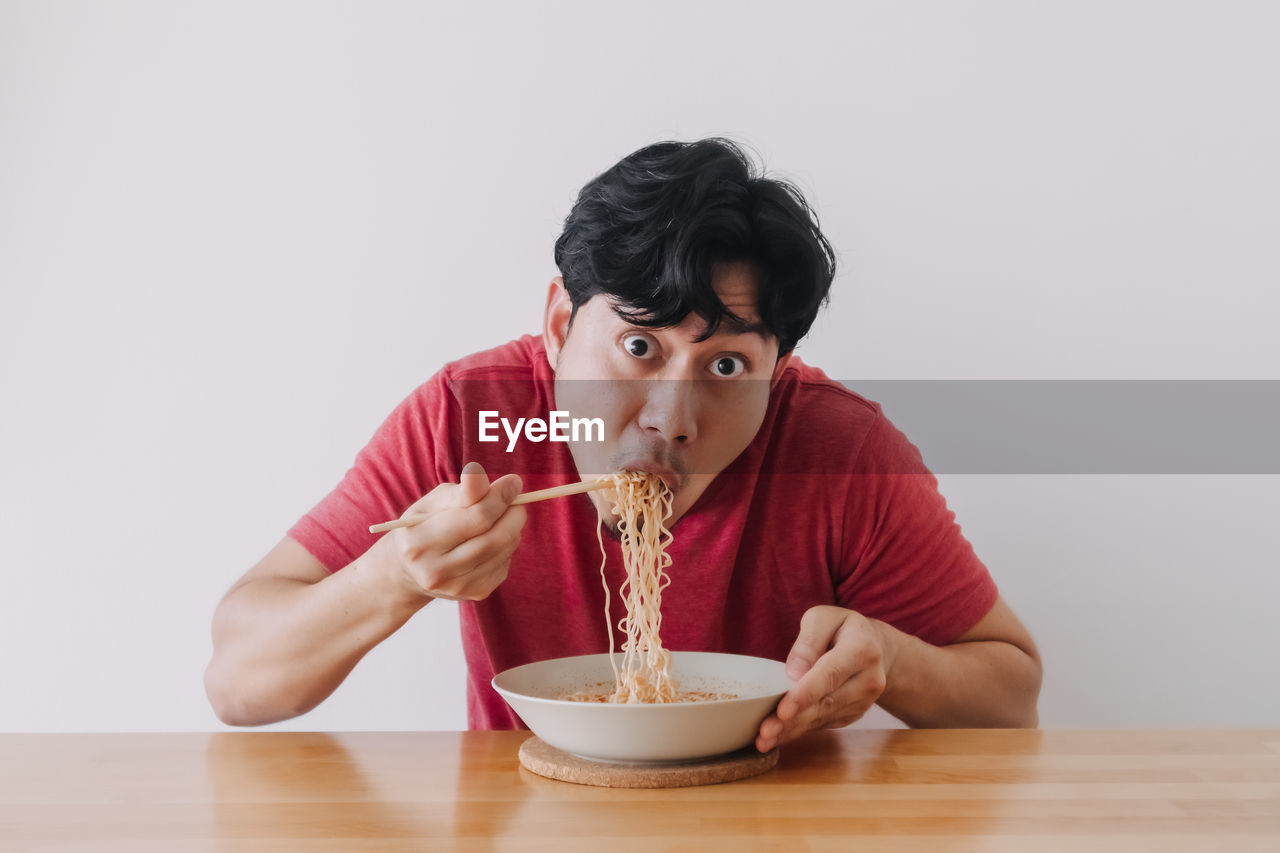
<box><xmin>553</xmin><ymin>138</ymin><xmax>836</xmax><ymax>357</ymax></box>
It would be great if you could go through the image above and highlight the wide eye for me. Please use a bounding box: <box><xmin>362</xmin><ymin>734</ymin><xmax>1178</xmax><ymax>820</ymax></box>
<box><xmin>622</xmin><ymin>333</ymin><xmax>656</xmax><ymax>359</ymax></box>
<box><xmin>710</xmin><ymin>355</ymin><xmax>746</xmax><ymax>378</ymax></box>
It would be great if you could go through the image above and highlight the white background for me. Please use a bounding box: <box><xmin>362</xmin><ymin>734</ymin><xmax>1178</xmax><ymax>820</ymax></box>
<box><xmin>2</xmin><ymin>1</ymin><xmax>1277</xmax><ymax>732</ymax></box>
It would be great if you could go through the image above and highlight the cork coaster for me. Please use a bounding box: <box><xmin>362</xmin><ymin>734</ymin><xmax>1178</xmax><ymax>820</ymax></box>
<box><xmin>517</xmin><ymin>736</ymin><xmax>780</xmax><ymax>788</ymax></box>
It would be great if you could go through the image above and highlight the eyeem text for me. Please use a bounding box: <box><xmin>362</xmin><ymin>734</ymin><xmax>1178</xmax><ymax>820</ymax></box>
<box><xmin>478</xmin><ymin>410</ymin><xmax>605</xmax><ymax>452</ymax></box>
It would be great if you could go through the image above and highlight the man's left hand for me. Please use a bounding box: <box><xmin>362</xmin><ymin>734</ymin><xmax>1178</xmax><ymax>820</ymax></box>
<box><xmin>755</xmin><ymin>605</ymin><xmax>893</xmax><ymax>752</ymax></box>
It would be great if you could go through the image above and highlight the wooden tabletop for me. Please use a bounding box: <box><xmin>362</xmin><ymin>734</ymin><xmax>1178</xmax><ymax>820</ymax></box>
<box><xmin>2</xmin><ymin>729</ymin><xmax>1278</xmax><ymax>851</ymax></box>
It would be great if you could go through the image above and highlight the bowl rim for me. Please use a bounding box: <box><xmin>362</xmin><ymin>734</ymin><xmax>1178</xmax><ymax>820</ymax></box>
<box><xmin>491</xmin><ymin>650</ymin><xmax>792</xmax><ymax>710</ymax></box>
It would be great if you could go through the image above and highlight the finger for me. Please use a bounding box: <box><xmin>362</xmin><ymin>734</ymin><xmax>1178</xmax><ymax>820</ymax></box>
<box><xmin>443</xmin><ymin>537</ymin><xmax>522</xmax><ymax>601</ymax></box>
<box><xmin>768</xmin><ymin>674</ymin><xmax>880</xmax><ymax>749</ymax></box>
<box><xmin>397</xmin><ymin>481</ymin><xmax>461</xmax><ymax>522</ymax></box>
<box><xmin>785</xmin><ymin>606</ymin><xmax>846</xmax><ymax>681</ymax></box>
<box><xmin>755</xmin><ymin>711</ymin><xmax>785</xmax><ymax>753</ymax></box>
<box><xmin>439</xmin><ymin>502</ymin><xmax>527</xmax><ymax>569</ymax></box>
<box><xmin>402</xmin><ymin>471</ymin><xmax>522</xmax><ymax>523</ymax></box>
<box><xmin>458</xmin><ymin>461</ymin><xmax>490</xmax><ymax>508</ymax></box>
<box><xmin>778</xmin><ymin>617</ymin><xmax>878</xmax><ymax>722</ymax></box>
<box><xmin>412</xmin><ymin>476</ymin><xmax>522</xmax><ymax>554</ymax></box>
<box><xmin>416</xmin><ymin>507</ymin><xmax>524</xmax><ymax>600</ymax></box>
<box><xmin>490</xmin><ymin>473</ymin><xmax>524</xmax><ymax>503</ymax></box>
<box><xmin>445</xmin><ymin>476</ymin><xmax>524</xmax><ymax>548</ymax></box>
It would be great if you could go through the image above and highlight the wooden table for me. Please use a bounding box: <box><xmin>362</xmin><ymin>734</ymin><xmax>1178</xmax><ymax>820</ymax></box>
<box><xmin>2</xmin><ymin>729</ymin><xmax>1278</xmax><ymax>851</ymax></box>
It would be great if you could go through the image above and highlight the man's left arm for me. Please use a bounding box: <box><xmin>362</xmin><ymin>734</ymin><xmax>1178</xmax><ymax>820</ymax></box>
<box><xmin>755</xmin><ymin>596</ymin><xmax>1042</xmax><ymax>751</ymax></box>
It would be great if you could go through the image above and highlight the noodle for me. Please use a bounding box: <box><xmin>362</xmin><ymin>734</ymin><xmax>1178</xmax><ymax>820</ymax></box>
<box><xmin>597</xmin><ymin>470</ymin><xmax>678</xmax><ymax>703</ymax></box>
<box><xmin>559</xmin><ymin>470</ymin><xmax>735</xmax><ymax>704</ymax></box>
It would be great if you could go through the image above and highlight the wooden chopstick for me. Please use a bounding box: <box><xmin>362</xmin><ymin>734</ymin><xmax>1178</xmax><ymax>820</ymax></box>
<box><xmin>368</xmin><ymin>479</ymin><xmax>611</xmax><ymax>534</ymax></box>
<box><xmin>509</xmin><ymin>478</ymin><xmax>612</xmax><ymax>506</ymax></box>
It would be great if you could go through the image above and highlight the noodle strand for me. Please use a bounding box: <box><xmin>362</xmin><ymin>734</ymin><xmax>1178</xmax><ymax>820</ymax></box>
<box><xmin>599</xmin><ymin>471</ymin><xmax>678</xmax><ymax>703</ymax></box>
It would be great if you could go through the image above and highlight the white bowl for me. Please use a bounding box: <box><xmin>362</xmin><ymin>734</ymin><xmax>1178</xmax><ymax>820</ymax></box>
<box><xmin>491</xmin><ymin>651</ymin><xmax>792</xmax><ymax>763</ymax></box>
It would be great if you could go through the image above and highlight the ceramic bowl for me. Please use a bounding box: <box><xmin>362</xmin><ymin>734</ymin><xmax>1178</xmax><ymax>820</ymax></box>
<box><xmin>492</xmin><ymin>651</ymin><xmax>791</xmax><ymax>763</ymax></box>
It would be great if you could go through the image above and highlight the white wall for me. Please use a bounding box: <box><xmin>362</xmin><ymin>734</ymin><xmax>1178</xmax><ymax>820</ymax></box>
<box><xmin>2</xmin><ymin>1</ymin><xmax>1276</xmax><ymax>732</ymax></box>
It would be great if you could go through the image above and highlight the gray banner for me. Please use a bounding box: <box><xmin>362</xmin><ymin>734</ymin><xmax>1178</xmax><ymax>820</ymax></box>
<box><xmin>847</xmin><ymin>380</ymin><xmax>1280</xmax><ymax>474</ymax></box>
<box><xmin>449</xmin><ymin>379</ymin><xmax>1280</xmax><ymax>474</ymax></box>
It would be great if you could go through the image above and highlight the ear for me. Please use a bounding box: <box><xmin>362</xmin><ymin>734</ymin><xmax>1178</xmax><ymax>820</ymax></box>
<box><xmin>769</xmin><ymin>351</ymin><xmax>794</xmax><ymax>386</ymax></box>
<box><xmin>542</xmin><ymin>277</ymin><xmax>573</xmax><ymax>371</ymax></box>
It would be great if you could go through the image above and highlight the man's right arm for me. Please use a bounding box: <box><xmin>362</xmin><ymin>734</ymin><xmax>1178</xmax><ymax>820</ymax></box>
<box><xmin>203</xmin><ymin>536</ymin><xmax>419</xmax><ymax>726</ymax></box>
<box><xmin>204</xmin><ymin>463</ymin><xmax>525</xmax><ymax>727</ymax></box>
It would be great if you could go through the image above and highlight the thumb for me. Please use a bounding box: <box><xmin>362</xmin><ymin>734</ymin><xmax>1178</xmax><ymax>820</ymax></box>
<box><xmin>786</xmin><ymin>606</ymin><xmax>843</xmax><ymax>680</ymax></box>
<box><xmin>458</xmin><ymin>461</ymin><xmax>490</xmax><ymax>507</ymax></box>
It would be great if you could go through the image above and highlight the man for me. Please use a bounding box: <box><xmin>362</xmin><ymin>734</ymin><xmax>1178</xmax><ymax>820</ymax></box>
<box><xmin>205</xmin><ymin>139</ymin><xmax>1042</xmax><ymax>749</ymax></box>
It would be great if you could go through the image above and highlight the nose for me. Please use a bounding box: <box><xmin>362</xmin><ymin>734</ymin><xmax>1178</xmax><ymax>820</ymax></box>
<box><xmin>636</xmin><ymin>379</ymin><xmax>698</xmax><ymax>444</ymax></box>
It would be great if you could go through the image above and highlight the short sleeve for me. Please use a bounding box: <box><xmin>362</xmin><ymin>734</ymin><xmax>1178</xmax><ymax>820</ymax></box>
<box><xmin>836</xmin><ymin>409</ymin><xmax>999</xmax><ymax>645</ymax></box>
<box><xmin>287</xmin><ymin>371</ymin><xmax>459</xmax><ymax>572</ymax></box>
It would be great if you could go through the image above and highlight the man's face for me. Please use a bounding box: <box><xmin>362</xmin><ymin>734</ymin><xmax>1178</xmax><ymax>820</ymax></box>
<box><xmin>543</xmin><ymin>262</ymin><xmax>789</xmax><ymax>529</ymax></box>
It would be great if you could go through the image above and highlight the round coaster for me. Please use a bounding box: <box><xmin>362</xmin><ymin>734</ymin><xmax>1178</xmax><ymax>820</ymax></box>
<box><xmin>517</xmin><ymin>736</ymin><xmax>780</xmax><ymax>788</ymax></box>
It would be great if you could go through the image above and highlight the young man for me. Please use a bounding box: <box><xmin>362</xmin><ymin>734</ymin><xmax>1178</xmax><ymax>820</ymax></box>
<box><xmin>205</xmin><ymin>139</ymin><xmax>1042</xmax><ymax>748</ymax></box>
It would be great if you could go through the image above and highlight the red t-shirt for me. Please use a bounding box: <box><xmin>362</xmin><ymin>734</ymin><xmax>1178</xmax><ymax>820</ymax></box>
<box><xmin>288</xmin><ymin>335</ymin><xmax>998</xmax><ymax>729</ymax></box>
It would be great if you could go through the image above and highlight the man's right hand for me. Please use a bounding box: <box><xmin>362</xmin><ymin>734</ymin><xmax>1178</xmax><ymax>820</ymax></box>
<box><xmin>373</xmin><ymin>461</ymin><xmax>527</xmax><ymax>603</ymax></box>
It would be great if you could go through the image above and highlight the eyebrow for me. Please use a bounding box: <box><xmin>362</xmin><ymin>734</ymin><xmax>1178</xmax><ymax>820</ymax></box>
<box><xmin>714</xmin><ymin>313</ymin><xmax>769</xmax><ymax>339</ymax></box>
<box><xmin>611</xmin><ymin>305</ymin><xmax>771</xmax><ymax>342</ymax></box>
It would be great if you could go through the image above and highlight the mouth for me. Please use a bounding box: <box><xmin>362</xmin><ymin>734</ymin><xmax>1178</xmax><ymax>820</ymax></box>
<box><xmin>615</xmin><ymin>460</ymin><xmax>680</xmax><ymax>494</ymax></box>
